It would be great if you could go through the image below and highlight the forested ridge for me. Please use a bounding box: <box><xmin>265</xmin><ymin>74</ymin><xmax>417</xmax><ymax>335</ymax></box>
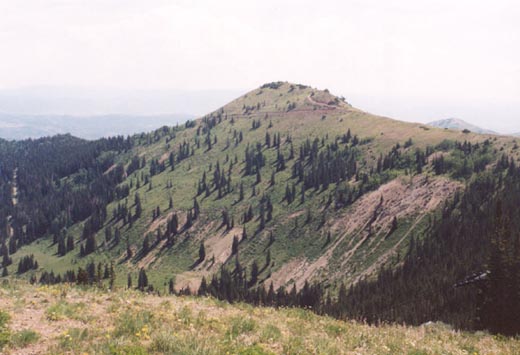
<box><xmin>1</xmin><ymin>83</ymin><xmax>519</xmax><ymax>335</ymax></box>
<box><xmin>0</xmin><ymin>134</ymin><xmax>132</xmax><ymax>248</ymax></box>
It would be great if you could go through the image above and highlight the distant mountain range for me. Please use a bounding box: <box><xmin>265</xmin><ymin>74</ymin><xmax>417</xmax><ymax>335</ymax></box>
<box><xmin>427</xmin><ymin>118</ymin><xmax>497</xmax><ymax>135</ymax></box>
<box><xmin>0</xmin><ymin>86</ymin><xmax>243</xmax><ymax>116</ymax></box>
<box><xmin>0</xmin><ymin>113</ymin><xmax>195</xmax><ymax>140</ymax></box>
<box><xmin>0</xmin><ymin>86</ymin><xmax>243</xmax><ymax>140</ymax></box>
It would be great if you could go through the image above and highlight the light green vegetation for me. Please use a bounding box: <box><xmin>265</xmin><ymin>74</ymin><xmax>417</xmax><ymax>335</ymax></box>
<box><xmin>1</xmin><ymin>282</ymin><xmax>520</xmax><ymax>355</ymax></box>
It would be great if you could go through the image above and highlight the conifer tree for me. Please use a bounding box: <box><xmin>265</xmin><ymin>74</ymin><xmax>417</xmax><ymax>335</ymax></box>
<box><xmin>239</xmin><ymin>182</ymin><xmax>244</xmax><ymax>201</ymax></box>
<box><xmin>142</xmin><ymin>235</ymin><xmax>150</xmax><ymax>254</ymax></box>
<box><xmin>135</xmin><ymin>193</ymin><xmax>142</xmax><ymax>218</ymax></box>
<box><xmin>250</xmin><ymin>261</ymin><xmax>259</xmax><ymax>286</ymax></box>
<box><xmin>232</xmin><ymin>235</ymin><xmax>239</xmax><ymax>255</ymax></box>
<box><xmin>199</xmin><ymin>242</ymin><xmax>206</xmax><ymax>263</ymax></box>
<box><xmin>137</xmin><ymin>268</ymin><xmax>148</xmax><ymax>291</ymax></box>
<box><xmin>169</xmin><ymin>278</ymin><xmax>175</xmax><ymax>295</ymax></box>
<box><xmin>109</xmin><ymin>262</ymin><xmax>115</xmax><ymax>289</ymax></box>
<box><xmin>66</xmin><ymin>235</ymin><xmax>74</xmax><ymax>252</ymax></box>
<box><xmin>265</xmin><ymin>249</ymin><xmax>271</xmax><ymax>268</ymax></box>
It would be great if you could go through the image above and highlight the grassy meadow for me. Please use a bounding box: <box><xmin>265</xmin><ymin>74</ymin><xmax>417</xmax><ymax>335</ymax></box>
<box><xmin>1</xmin><ymin>281</ymin><xmax>520</xmax><ymax>355</ymax></box>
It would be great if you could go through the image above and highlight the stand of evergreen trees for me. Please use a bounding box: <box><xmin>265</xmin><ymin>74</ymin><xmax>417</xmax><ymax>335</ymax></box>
<box><xmin>0</xmin><ymin>134</ymin><xmax>132</xmax><ymax>253</ymax></box>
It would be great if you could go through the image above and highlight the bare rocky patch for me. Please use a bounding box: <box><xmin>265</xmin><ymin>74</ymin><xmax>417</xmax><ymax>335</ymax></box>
<box><xmin>269</xmin><ymin>175</ymin><xmax>461</xmax><ymax>289</ymax></box>
<box><xmin>175</xmin><ymin>224</ymin><xmax>242</xmax><ymax>291</ymax></box>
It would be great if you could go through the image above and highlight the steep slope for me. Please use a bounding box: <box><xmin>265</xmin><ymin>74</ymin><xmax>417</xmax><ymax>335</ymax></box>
<box><xmin>427</xmin><ymin>118</ymin><xmax>496</xmax><ymax>134</ymax></box>
<box><xmin>2</xmin><ymin>82</ymin><xmax>518</xmax><ymax>299</ymax></box>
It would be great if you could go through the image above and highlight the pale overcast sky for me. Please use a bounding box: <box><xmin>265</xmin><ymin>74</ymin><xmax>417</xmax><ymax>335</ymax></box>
<box><xmin>0</xmin><ymin>0</ymin><xmax>519</xmax><ymax>131</ymax></box>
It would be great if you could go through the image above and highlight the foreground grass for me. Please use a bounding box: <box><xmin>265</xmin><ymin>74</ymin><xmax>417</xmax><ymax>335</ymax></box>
<box><xmin>1</xmin><ymin>282</ymin><xmax>519</xmax><ymax>355</ymax></box>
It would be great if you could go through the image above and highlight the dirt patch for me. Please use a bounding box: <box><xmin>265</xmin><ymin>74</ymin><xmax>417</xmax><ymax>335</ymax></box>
<box><xmin>159</xmin><ymin>151</ymin><xmax>171</xmax><ymax>164</ymax></box>
<box><xmin>269</xmin><ymin>258</ymin><xmax>313</xmax><ymax>290</ymax></box>
<box><xmin>332</xmin><ymin>174</ymin><xmax>460</xmax><ymax>245</ymax></box>
<box><xmin>203</xmin><ymin>226</ymin><xmax>242</xmax><ymax>267</ymax></box>
<box><xmin>145</xmin><ymin>211</ymin><xmax>180</xmax><ymax>235</ymax></box>
<box><xmin>119</xmin><ymin>244</ymin><xmax>138</xmax><ymax>265</ymax></box>
<box><xmin>137</xmin><ymin>239</ymin><xmax>167</xmax><ymax>269</ymax></box>
<box><xmin>175</xmin><ymin>224</ymin><xmax>242</xmax><ymax>291</ymax></box>
<box><xmin>5</xmin><ymin>290</ymin><xmax>91</xmax><ymax>355</ymax></box>
<box><xmin>269</xmin><ymin>175</ymin><xmax>461</xmax><ymax>289</ymax></box>
<box><xmin>174</xmin><ymin>271</ymin><xmax>203</xmax><ymax>292</ymax></box>
<box><xmin>288</xmin><ymin>210</ymin><xmax>305</xmax><ymax>219</ymax></box>
<box><xmin>103</xmin><ymin>163</ymin><xmax>117</xmax><ymax>175</ymax></box>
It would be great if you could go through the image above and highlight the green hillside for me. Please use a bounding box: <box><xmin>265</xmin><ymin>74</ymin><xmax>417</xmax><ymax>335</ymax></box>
<box><xmin>1</xmin><ymin>82</ymin><xmax>519</xmax><ymax>332</ymax></box>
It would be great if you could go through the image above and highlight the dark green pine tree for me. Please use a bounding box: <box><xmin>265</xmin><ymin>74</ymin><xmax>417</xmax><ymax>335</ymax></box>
<box><xmin>142</xmin><ymin>235</ymin><xmax>150</xmax><ymax>255</ymax></box>
<box><xmin>231</xmin><ymin>235</ymin><xmax>239</xmax><ymax>255</ymax></box>
<box><xmin>193</xmin><ymin>198</ymin><xmax>200</xmax><ymax>220</ymax></box>
<box><xmin>85</xmin><ymin>234</ymin><xmax>96</xmax><ymax>255</ymax></box>
<box><xmin>57</xmin><ymin>235</ymin><xmax>67</xmax><ymax>256</ymax></box>
<box><xmin>250</xmin><ymin>261</ymin><xmax>259</xmax><ymax>286</ymax></box>
<box><xmin>265</xmin><ymin>249</ymin><xmax>271</xmax><ymax>268</ymax></box>
<box><xmin>239</xmin><ymin>182</ymin><xmax>244</xmax><ymax>201</ymax></box>
<box><xmin>168</xmin><ymin>278</ymin><xmax>175</xmax><ymax>295</ymax></box>
<box><xmin>137</xmin><ymin>268</ymin><xmax>148</xmax><ymax>291</ymax></box>
<box><xmin>198</xmin><ymin>276</ymin><xmax>208</xmax><ymax>296</ymax></box>
<box><xmin>135</xmin><ymin>193</ymin><xmax>142</xmax><ymax>218</ymax></box>
<box><xmin>109</xmin><ymin>262</ymin><xmax>115</xmax><ymax>289</ymax></box>
<box><xmin>240</xmin><ymin>226</ymin><xmax>247</xmax><ymax>241</ymax></box>
<box><xmin>199</xmin><ymin>242</ymin><xmax>206</xmax><ymax>263</ymax></box>
<box><xmin>126</xmin><ymin>240</ymin><xmax>133</xmax><ymax>259</ymax></box>
<box><xmin>114</xmin><ymin>227</ymin><xmax>121</xmax><ymax>245</ymax></box>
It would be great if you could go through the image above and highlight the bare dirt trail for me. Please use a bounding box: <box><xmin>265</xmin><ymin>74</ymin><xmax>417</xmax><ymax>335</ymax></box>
<box><xmin>6</xmin><ymin>168</ymin><xmax>18</xmax><ymax>237</ymax></box>
<box><xmin>11</xmin><ymin>168</ymin><xmax>18</xmax><ymax>206</ymax></box>
<box><xmin>305</xmin><ymin>94</ymin><xmax>338</xmax><ymax>110</ymax></box>
<box><xmin>218</xmin><ymin>94</ymin><xmax>344</xmax><ymax>121</ymax></box>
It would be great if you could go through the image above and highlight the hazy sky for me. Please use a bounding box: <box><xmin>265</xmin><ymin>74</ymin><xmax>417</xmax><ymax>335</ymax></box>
<box><xmin>1</xmin><ymin>0</ymin><xmax>519</xmax><ymax>131</ymax></box>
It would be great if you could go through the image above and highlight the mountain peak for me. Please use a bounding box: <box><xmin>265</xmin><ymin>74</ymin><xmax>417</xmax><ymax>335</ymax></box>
<box><xmin>427</xmin><ymin>118</ymin><xmax>496</xmax><ymax>135</ymax></box>
<box><xmin>216</xmin><ymin>81</ymin><xmax>351</xmax><ymax>117</ymax></box>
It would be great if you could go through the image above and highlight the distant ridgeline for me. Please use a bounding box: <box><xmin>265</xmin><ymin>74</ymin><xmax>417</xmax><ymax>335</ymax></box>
<box><xmin>0</xmin><ymin>82</ymin><xmax>519</xmax><ymax>335</ymax></box>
